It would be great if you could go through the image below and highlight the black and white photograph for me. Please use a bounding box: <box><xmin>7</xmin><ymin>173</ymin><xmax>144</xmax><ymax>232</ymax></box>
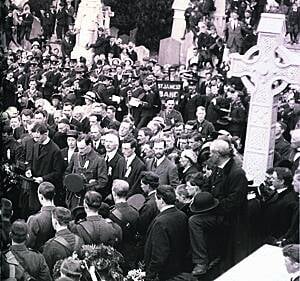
<box><xmin>0</xmin><ymin>0</ymin><xmax>299</xmax><ymax>280</ymax></box>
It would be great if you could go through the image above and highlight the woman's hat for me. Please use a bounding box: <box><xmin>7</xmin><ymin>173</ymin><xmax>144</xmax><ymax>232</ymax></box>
<box><xmin>190</xmin><ymin>192</ymin><xmax>219</xmax><ymax>213</ymax></box>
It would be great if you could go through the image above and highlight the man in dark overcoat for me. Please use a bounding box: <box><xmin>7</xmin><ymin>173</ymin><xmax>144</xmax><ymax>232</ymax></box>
<box><xmin>144</xmin><ymin>185</ymin><xmax>190</xmax><ymax>281</ymax></box>
<box><xmin>205</xmin><ymin>138</ymin><xmax>249</xmax><ymax>271</ymax></box>
<box><xmin>26</xmin><ymin>123</ymin><xmax>64</xmax><ymax>215</ymax></box>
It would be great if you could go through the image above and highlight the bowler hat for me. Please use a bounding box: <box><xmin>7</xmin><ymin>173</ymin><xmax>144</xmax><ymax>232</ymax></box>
<box><xmin>127</xmin><ymin>194</ymin><xmax>146</xmax><ymax>211</ymax></box>
<box><xmin>190</xmin><ymin>192</ymin><xmax>219</xmax><ymax>213</ymax></box>
<box><xmin>64</xmin><ymin>174</ymin><xmax>84</xmax><ymax>193</ymax></box>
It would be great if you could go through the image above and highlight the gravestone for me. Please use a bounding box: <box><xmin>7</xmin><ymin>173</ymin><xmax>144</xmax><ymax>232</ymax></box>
<box><xmin>180</xmin><ymin>31</ymin><xmax>195</xmax><ymax>64</ymax></box>
<box><xmin>228</xmin><ymin>13</ymin><xmax>300</xmax><ymax>185</ymax></box>
<box><xmin>135</xmin><ymin>45</ymin><xmax>150</xmax><ymax>62</ymax></box>
<box><xmin>158</xmin><ymin>37</ymin><xmax>181</xmax><ymax>65</ymax></box>
<box><xmin>110</xmin><ymin>26</ymin><xmax>119</xmax><ymax>38</ymax></box>
<box><xmin>129</xmin><ymin>27</ymin><xmax>138</xmax><ymax>43</ymax></box>
<box><xmin>71</xmin><ymin>0</ymin><xmax>104</xmax><ymax>66</ymax></box>
<box><xmin>171</xmin><ymin>0</ymin><xmax>190</xmax><ymax>40</ymax></box>
<box><xmin>119</xmin><ymin>34</ymin><xmax>130</xmax><ymax>44</ymax></box>
<box><xmin>215</xmin><ymin>245</ymin><xmax>290</xmax><ymax>281</ymax></box>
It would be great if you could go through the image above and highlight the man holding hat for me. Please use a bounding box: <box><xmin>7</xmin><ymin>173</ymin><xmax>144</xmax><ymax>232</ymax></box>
<box><xmin>189</xmin><ymin>192</ymin><xmax>223</xmax><ymax>276</ymax></box>
<box><xmin>43</xmin><ymin>207</ymin><xmax>83</xmax><ymax>271</ymax></box>
<box><xmin>5</xmin><ymin>220</ymin><xmax>51</xmax><ymax>280</ymax></box>
<box><xmin>66</xmin><ymin>133</ymin><xmax>108</xmax><ymax>190</ymax></box>
<box><xmin>69</xmin><ymin>191</ymin><xmax>122</xmax><ymax>246</ymax></box>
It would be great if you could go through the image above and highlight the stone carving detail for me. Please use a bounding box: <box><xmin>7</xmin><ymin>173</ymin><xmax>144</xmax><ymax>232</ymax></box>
<box><xmin>228</xmin><ymin>13</ymin><xmax>300</xmax><ymax>184</ymax></box>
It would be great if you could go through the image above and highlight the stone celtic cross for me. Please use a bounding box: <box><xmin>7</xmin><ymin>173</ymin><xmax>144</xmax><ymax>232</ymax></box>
<box><xmin>228</xmin><ymin>13</ymin><xmax>300</xmax><ymax>185</ymax></box>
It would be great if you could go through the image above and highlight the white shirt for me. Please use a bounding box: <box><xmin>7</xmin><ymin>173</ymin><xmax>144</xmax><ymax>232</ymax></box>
<box><xmin>160</xmin><ymin>205</ymin><xmax>175</xmax><ymax>213</ymax></box>
<box><xmin>106</xmin><ymin>149</ymin><xmax>118</xmax><ymax>162</ymax></box>
<box><xmin>125</xmin><ymin>154</ymin><xmax>136</xmax><ymax>169</ymax></box>
<box><xmin>156</xmin><ymin>155</ymin><xmax>166</xmax><ymax>167</ymax></box>
<box><xmin>277</xmin><ymin>187</ymin><xmax>287</xmax><ymax>194</ymax></box>
<box><xmin>42</xmin><ymin>137</ymin><xmax>51</xmax><ymax>145</ymax></box>
<box><xmin>218</xmin><ymin>158</ymin><xmax>230</xmax><ymax>169</ymax></box>
<box><xmin>93</xmin><ymin>140</ymin><xmax>101</xmax><ymax>149</ymax></box>
<box><xmin>68</xmin><ymin>148</ymin><xmax>76</xmax><ymax>163</ymax></box>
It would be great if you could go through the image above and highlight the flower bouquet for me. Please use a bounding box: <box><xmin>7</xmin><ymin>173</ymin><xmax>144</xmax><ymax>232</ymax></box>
<box><xmin>80</xmin><ymin>244</ymin><xmax>125</xmax><ymax>281</ymax></box>
<box><xmin>125</xmin><ymin>268</ymin><xmax>146</xmax><ymax>281</ymax></box>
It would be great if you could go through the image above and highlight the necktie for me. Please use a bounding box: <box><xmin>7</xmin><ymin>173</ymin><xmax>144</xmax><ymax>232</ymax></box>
<box><xmin>153</xmin><ymin>159</ymin><xmax>158</xmax><ymax>169</ymax></box>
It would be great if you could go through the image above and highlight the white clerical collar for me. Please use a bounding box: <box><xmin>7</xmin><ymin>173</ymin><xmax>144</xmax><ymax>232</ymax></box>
<box><xmin>160</xmin><ymin>205</ymin><xmax>174</xmax><ymax>213</ymax></box>
<box><xmin>106</xmin><ymin>149</ymin><xmax>118</xmax><ymax>162</ymax></box>
<box><xmin>156</xmin><ymin>155</ymin><xmax>165</xmax><ymax>167</ymax></box>
<box><xmin>148</xmin><ymin>190</ymin><xmax>156</xmax><ymax>197</ymax></box>
<box><xmin>218</xmin><ymin>158</ymin><xmax>230</xmax><ymax>169</ymax></box>
<box><xmin>126</xmin><ymin>154</ymin><xmax>136</xmax><ymax>167</ymax></box>
<box><xmin>277</xmin><ymin>187</ymin><xmax>287</xmax><ymax>194</ymax></box>
<box><xmin>42</xmin><ymin>137</ymin><xmax>50</xmax><ymax>145</ymax></box>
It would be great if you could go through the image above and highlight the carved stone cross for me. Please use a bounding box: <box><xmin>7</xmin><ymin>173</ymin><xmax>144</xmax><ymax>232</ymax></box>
<box><xmin>103</xmin><ymin>6</ymin><xmax>115</xmax><ymax>32</ymax></box>
<box><xmin>228</xmin><ymin>13</ymin><xmax>300</xmax><ymax>185</ymax></box>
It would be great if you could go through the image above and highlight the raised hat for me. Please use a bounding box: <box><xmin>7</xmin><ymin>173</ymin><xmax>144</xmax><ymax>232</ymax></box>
<box><xmin>190</xmin><ymin>192</ymin><xmax>219</xmax><ymax>213</ymax></box>
<box><xmin>31</xmin><ymin>41</ymin><xmax>40</xmax><ymax>47</ymax></box>
<box><xmin>64</xmin><ymin>174</ymin><xmax>84</xmax><ymax>193</ymax></box>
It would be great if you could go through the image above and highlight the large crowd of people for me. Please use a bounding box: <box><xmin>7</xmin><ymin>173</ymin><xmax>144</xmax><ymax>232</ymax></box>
<box><xmin>1</xmin><ymin>0</ymin><xmax>300</xmax><ymax>280</ymax></box>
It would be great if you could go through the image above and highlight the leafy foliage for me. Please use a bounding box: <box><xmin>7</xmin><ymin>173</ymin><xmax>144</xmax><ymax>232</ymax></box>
<box><xmin>103</xmin><ymin>0</ymin><xmax>174</xmax><ymax>51</ymax></box>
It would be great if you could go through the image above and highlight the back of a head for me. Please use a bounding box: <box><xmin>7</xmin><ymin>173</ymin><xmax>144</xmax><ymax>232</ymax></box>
<box><xmin>282</xmin><ymin>244</ymin><xmax>300</xmax><ymax>263</ymax></box>
<box><xmin>38</xmin><ymin>181</ymin><xmax>55</xmax><ymax>201</ymax></box>
<box><xmin>60</xmin><ymin>257</ymin><xmax>82</xmax><ymax>280</ymax></box>
<box><xmin>10</xmin><ymin>220</ymin><xmax>28</xmax><ymax>243</ymax></box>
<box><xmin>112</xmin><ymin>179</ymin><xmax>129</xmax><ymax>198</ymax></box>
<box><xmin>84</xmin><ymin>191</ymin><xmax>102</xmax><ymax>210</ymax></box>
<box><xmin>52</xmin><ymin>207</ymin><xmax>72</xmax><ymax>226</ymax></box>
<box><xmin>141</xmin><ymin>171</ymin><xmax>160</xmax><ymax>190</ymax></box>
<box><xmin>274</xmin><ymin>167</ymin><xmax>293</xmax><ymax>187</ymax></box>
<box><xmin>156</xmin><ymin>185</ymin><xmax>176</xmax><ymax>205</ymax></box>
<box><xmin>210</xmin><ymin>139</ymin><xmax>233</xmax><ymax>158</ymax></box>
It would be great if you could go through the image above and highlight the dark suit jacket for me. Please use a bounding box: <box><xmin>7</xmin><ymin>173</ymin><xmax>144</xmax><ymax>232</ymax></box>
<box><xmin>146</xmin><ymin>157</ymin><xmax>180</xmax><ymax>188</ymax></box>
<box><xmin>262</xmin><ymin>189</ymin><xmax>298</xmax><ymax>239</ymax></box>
<box><xmin>206</xmin><ymin>158</ymin><xmax>248</xmax><ymax>269</ymax></box>
<box><xmin>106</xmin><ymin>152</ymin><xmax>126</xmax><ymax>195</ymax></box>
<box><xmin>125</xmin><ymin>155</ymin><xmax>147</xmax><ymax>197</ymax></box>
<box><xmin>137</xmin><ymin>192</ymin><xmax>159</xmax><ymax>236</ymax></box>
<box><xmin>27</xmin><ymin>206</ymin><xmax>56</xmax><ymax>251</ymax></box>
<box><xmin>180</xmin><ymin>165</ymin><xmax>199</xmax><ymax>183</ymax></box>
<box><xmin>144</xmin><ymin>207</ymin><xmax>189</xmax><ymax>280</ymax></box>
<box><xmin>27</xmin><ymin>140</ymin><xmax>64</xmax><ymax>212</ymax></box>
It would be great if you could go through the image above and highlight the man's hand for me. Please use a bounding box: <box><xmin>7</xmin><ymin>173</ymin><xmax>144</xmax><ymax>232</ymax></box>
<box><xmin>33</xmin><ymin>177</ymin><xmax>43</xmax><ymax>184</ymax></box>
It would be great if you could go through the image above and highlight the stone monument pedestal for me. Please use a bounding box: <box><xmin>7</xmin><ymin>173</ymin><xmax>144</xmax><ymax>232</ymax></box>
<box><xmin>71</xmin><ymin>0</ymin><xmax>103</xmax><ymax>66</ymax></box>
